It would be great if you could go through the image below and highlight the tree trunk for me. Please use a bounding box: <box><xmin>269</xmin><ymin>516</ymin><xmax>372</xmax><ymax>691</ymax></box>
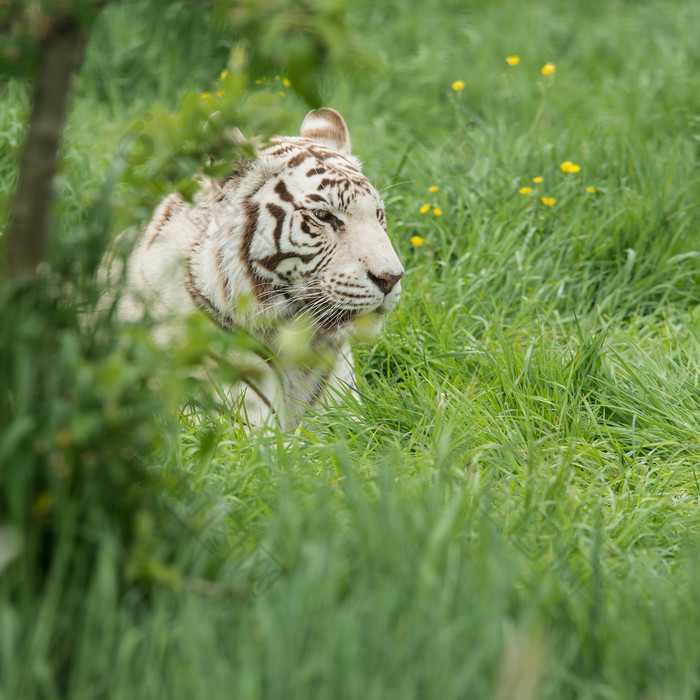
<box><xmin>6</xmin><ymin>17</ymin><xmax>86</xmax><ymax>279</ymax></box>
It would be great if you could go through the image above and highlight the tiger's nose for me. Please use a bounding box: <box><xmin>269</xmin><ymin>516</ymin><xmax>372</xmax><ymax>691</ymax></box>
<box><xmin>367</xmin><ymin>269</ymin><xmax>404</xmax><ymax>295</ymax></box>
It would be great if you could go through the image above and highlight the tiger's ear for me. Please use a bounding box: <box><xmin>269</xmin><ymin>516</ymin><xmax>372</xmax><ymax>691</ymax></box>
<box><xmin>300</xmin><ymin>108</ymin><xmax>352</xmax><ymax>156</ymax></box>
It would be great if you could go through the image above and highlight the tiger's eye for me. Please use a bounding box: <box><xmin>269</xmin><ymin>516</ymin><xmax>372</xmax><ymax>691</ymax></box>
<box><xmin>313</xmin><ymin>209</ymin><xmax>341</xmax><ymax>227</ymax></box>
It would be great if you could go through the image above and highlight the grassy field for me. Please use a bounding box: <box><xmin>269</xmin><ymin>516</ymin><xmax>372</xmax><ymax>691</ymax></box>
<box><xmin>3</xmin><ymin>0</ymin><xmax>700</xmax><ymax>698</ymax></box>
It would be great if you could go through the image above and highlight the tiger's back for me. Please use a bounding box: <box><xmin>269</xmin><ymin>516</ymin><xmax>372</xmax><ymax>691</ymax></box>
<box><xmin>115</xmin><ymin>108</ymin><xmax>403</xmax><ymax>428</ymax></box>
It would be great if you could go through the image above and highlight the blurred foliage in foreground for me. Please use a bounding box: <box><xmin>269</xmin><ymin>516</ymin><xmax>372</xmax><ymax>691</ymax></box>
<box><xmin>0</xmin><ymin>0</ymin><xmax>377</xmax><ymax>694</ymax></box>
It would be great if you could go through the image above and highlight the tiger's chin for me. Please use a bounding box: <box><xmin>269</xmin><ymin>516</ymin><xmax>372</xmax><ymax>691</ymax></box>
<box><xmin>313</xmin><ymin>307</ymin><xmax>388</xmax><ymax>344</ymax></box>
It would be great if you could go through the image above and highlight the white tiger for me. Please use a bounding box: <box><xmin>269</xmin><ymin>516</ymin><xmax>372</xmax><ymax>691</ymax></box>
<box><xmin>112</xmin><ymin>108</ymin><xmax>403</xmax><ymax>428</ymax></box>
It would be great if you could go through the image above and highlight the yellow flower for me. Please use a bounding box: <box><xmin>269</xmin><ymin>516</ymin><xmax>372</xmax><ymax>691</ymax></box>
<box><xmin>433</xmin><ymin>208</ymin><xmax>443</xmax><ymax>216</ymax></box>
<box><xmin>541</xmin><ymin>196</ymin><xmax>556</xmax><ymax>207</ymax></box>
<box><xmin>220</xmin><ymin>69</ymin><xmax>229</xmax><ymax>80</ymax></box>
<box><xmin>560</xmin><ymin>161</ymin><xmax>581</xmax><ymax>173</ymax></box>
<box><xmin>411</xmin><ymin>236</ymin><xmax>425</xmax><ymax>247</ymax></box>
<box><xmin>532</xmin><ymin>176</ymin><xmax>543</xmax><ymax>183</ymax></box>
<box><xmin>32</xmin><ymin>491</ymin><xmax>53</xmax><ymax>519</ymax></box>
<box><xmin>452</xmin><ymin>80</ymin><xmax>466</xmax><ymax>91</ymax></box>
<box><xmin>586</xmin><ymin>186</ymin><xmax>597</xmax><ymax>194</ymax></box>
<box><xmin>506</xmin><ymin>56</ymin><xmax>520</xmax><ymax>66</ymax></box>
<box><xmin>519</xmin><ymin>186</ymin><xmax>532</xmax><ymax>195</ymax></box>
<box><xmin>282</xmin><ymin>77</ymin><xmax>291</xmax><ymax>88</ymax></box>
<box><xmin>428</xmin><ymin>185</ymin><xmax>439</xmax><ymax>192</ymax></box>
<box><xmin>200</xmin><ymin>92</ymin><xmax>212</xmax><ymax>99</ymax></box>
<box><xmin>419</xmin><ymin>204</ymin><xmax>430</xmax><ymax>214</ymax></box>
<box><xmin>541</xmin><ymin>63</ymin><xmax>556</xmax><ymax>76</ymax></box>
<box><xmin>217</xmin><ymin>90</ymin><xmax>224</xmax><ymax>98</ymax></box>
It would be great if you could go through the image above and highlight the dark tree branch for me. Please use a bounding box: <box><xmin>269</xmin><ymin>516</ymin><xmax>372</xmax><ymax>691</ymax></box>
<box><xmin>7</xmin><ymin>16</ymin><xmax>86</xmax><ymax>279</ymax></box>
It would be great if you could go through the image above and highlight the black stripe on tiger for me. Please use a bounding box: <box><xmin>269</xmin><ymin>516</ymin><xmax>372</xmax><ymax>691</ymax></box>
<box><xmin>266</xmin><ymin>202</ymin><xmax>287</xmax><ymax>251</ymax></box>
<box><xmin>299</xmin><ymin>215</ymin><xmax>320</xmax><ymax>238</ymax></box>
<box><xmin>256</xmin><ymin>250</ymin><xmax>317</xmax><ymax>274</ymax></box>
<box><xmin>240</xmin><ymin>200</ymin><xmax>269</xmax><ymax>302</ymax></box>
<box><xmin>185</xmin><ymin>261</ymin><xmax>235</xmax><ymax>331</ymax></box>
<box><xmin>241</xmin><ymin>377</ymin><xmax>275</xmax><ymax>412</ymax></box>
<box><xmin>146</xmin><ymin>195</ymin><xmax>183</xmax><ymax>248</ymax></box>
<box><xmin>250</xmin><ymin>202</ymin><xmax>317</xmax><ymax>274</ymax></box>
<box><xmin>274</xmin><ymin>180</ymin><xmax>295</xmax><ymax>203</ymax></box>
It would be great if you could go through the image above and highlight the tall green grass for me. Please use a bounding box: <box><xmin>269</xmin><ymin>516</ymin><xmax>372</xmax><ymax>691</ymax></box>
<box><xmin>2</xmin><ymin>0</ymin><xmax>700</xmax><ymax>698</ymax></box>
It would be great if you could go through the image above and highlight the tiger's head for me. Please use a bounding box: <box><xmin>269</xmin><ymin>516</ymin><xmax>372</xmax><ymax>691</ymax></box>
<box><xmin>210</xmin><ymin>108</ymin><xmax>404</xmax><ymax>342</ymax></box>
